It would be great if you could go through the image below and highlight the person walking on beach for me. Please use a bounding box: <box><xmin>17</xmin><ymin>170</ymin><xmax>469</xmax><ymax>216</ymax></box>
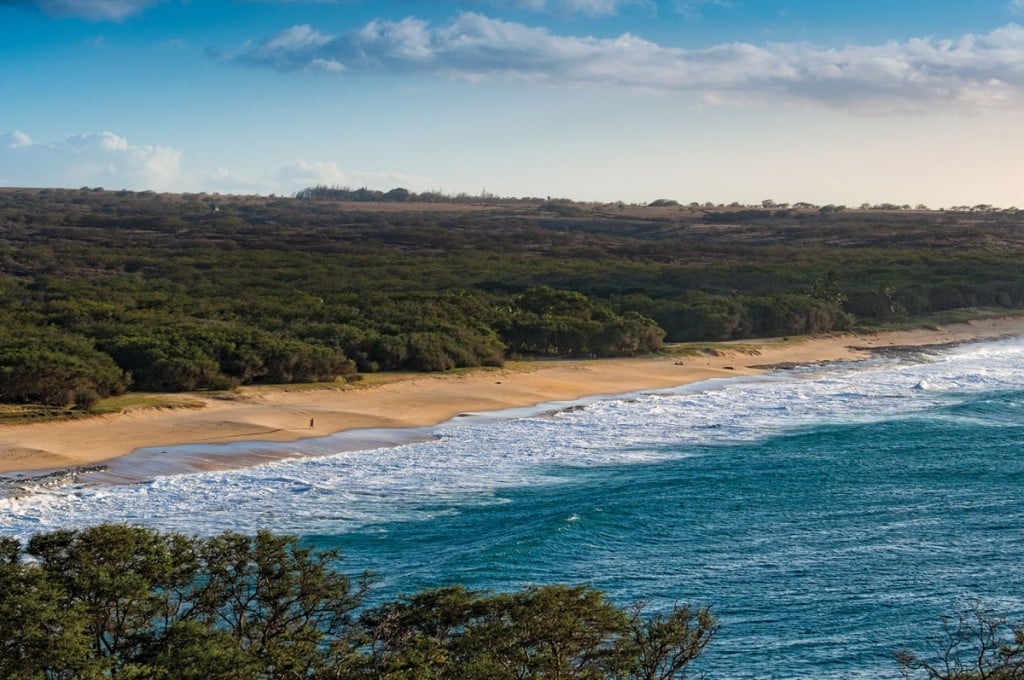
<box><xmin>310</xmin><ymin>418</ymin><xmax>314</xmax><ymax>429</ymax></box>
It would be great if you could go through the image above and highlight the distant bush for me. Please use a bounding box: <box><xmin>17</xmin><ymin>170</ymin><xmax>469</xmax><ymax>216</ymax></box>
<box><xmin>497</xmin><ymin>287</ymin><xmax>664</xmax><ymax>356</ymax></box>
<box><xmin>745</xmin><ymin>293</ymin><xmax>853</xmax><ymax>337</ymax></box>
<box><xmin>0</xmin><ymin>326</ymin><xmax>128</xmax><ymax>405</ymax></box>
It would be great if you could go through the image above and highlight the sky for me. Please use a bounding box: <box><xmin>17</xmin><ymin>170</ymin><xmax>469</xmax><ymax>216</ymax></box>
<box><xmin>2</xmin><ymin>0</ymin><xmax>1024</xmax><ymax>206</ymax></box>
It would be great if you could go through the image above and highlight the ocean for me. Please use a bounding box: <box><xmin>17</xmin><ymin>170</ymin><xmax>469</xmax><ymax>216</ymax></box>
<box><xmin>3</xmin><ymin>337</ymin><xmax>1024</xmax><ymax>678</ymax></box>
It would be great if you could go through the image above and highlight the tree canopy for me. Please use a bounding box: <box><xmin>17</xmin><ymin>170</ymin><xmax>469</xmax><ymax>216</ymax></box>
<box><xmin>0</xmin><ymin>524</ymin><xmax>717</xmax><ymax>680</ymax></box>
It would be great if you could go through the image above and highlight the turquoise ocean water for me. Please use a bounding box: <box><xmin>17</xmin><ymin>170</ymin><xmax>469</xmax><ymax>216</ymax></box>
<box><xmin>3</xmin><ymin>337</ymin><xmax>1024</xmax><ymax>678</ymax></box>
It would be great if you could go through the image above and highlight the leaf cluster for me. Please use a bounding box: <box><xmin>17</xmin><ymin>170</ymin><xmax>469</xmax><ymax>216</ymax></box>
<box><xmin>898</xmin><ymin>604</ymin><xmax>1024</xmax><ymax>679</ymax></box>
<box><xmin>0</xmin><ymin>524</ymin><xmax>717</xmax><ymax>680</ymax></box>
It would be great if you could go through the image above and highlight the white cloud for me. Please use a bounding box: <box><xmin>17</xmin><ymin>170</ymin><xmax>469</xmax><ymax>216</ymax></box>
<box><xmin>675</xmin><ymin>0</ymin><xmax>734</xmax><ymax>19</ymax></box>
<box><xmin>1</xmin><ymin>0</ymin><xmax>337</xmax><ymax>20</ymax></box>
<box><xmin>238</xmin><ymin>23</ymin><xmax>338</xmax><ymax>71</ymax></box>
<box><xmin>498</xmin><ymin>0</ymin><xmax>636</xmax><ymax>16</ymax></box>
<box><xmin>1012</xmin><ymin>0</ymin><xmax>1024</xmax><ymax>15</ymax></box>
<box><xmin>265</xmin><ymin>23</ymin><xmax>333</xmax><ymax>52</ymax></box>
<box><xmin>310</xmin><ymin>57</ymin><xmax>345</xmax><ymax>73</ymax></box>
<box><xmin>6</xmin><ymin>130</ymin><xmax>33</xmax><ymax>148</ymax></box>
<box><xmin>189</xmin><ymin>161</ymin><xmax>425</xmax><ymax>196</ymax></box>
<box><xmin>278</xmin><ymin>160</ymin><xmax>347</xmax><ymax>187</ymax></box>
<box><xmin>233</xmin><ymin>15</ymin><xmax>1024</xmax><ymax>114</ymax></box>
<box><xmin>354</xmin><ymin>17</ymin><xmax>435</xmax><ymax>62</ymax></box>
<box><xmin>0</xmin><ymin>130</ymin><xmax>424</xmax><ymax>195</ymax></box>
<box><xmin>275</xmin><ymin>160</ymin><xmax>424</xmax><ymax>193</ymax></box>
<box><xmin>0</xmin><ymin>0</ymin><xmax>160</xmax><ymax>20</ymax></box>
<box><xmin>0</xmin><ymin>130</ymin><xmax>183</xmax><ymax>190</ymax></box>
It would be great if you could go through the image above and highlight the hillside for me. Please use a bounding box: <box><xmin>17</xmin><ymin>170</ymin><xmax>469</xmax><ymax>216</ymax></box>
<box><xmin>1</xmin><ymin>187</ymin><xmax>1022</xmax><ymax>406</ymax></box>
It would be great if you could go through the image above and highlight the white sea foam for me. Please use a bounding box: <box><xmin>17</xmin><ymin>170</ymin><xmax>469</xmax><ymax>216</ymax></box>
<box><xmin>3</xmin><ymin>336</ymin><xmax>1024</xmax><ymax>540</ymax></box>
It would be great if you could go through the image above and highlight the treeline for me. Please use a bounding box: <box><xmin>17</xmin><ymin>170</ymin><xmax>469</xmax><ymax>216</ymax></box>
<box><xmin>294</xmin><ymin>185</ymin><xmax>546</xmax><ymax>205</ymax></box>
<box><xmin>0</xmin><ymin>283</ymin><xmax>666</xmax><ymax>404</ymax></box>
<box><xmin>2</xmin><ymin>187</ymin><xmax>1022</xmax><ymax>405</ymax></box>
<box><xmin>296</xmin><ymin>186</ymin><xmax>430</xmax><ymax>203</ymax></box>
<box><xmin>614</xmin><ymin>290</ymin><xmax>852</xmax><ymax>342</ymax></box>
<box><xmin>0</xmin><ymin>524</ymin><xmax>717</xmax><ymax>679</ymax></box>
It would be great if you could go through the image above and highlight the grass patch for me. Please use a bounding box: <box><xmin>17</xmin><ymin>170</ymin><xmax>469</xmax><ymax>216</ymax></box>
<box><xmin>0</xmin><ymin>405</ymin><xmax>84</xmax><ymax>425</ymax></box>
<box><xmin>89</xmin><ymin>393</ymin><xmax>207</xmax><ymax>415</ymax></box>
<box><xmin>852</xmin><ymin>307</ymin><xmax>1024</xmax><ymax>332</ymax></box>
<box><xmin>663</xmin><ymin>342</ymin><xmax>767</xmax><ymax>358</ymax></box>
<box><xmin>0</xmin><ymin>394</ymin><xmax>209</xmax><ymax>424</ymax></box>
<box><xmin>240</xmin><ymin>378</ymin><xmax>350</xmax><ymax>394</ymax></box>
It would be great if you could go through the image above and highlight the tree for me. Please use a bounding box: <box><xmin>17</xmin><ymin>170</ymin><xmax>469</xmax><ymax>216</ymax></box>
<box><xmin>26</xmin><ymin>524</ymin><xmax>200</xmax><ymax>677</ymax></box>
<box><xmin>384</xmin><ymin>188</ymin><xmax>411</xmax><ymax>202</ymax></box>
<box><xmin>627</xmin><ymin>603</ymin><xmax>719</xmax><ymax>680</ymax></box>
<box><xmin>0</xmin><ymin>537</ymin><xmax>100</xmax><ymax>679</ymax></box>
<box><xmin>0</xmin><ymin>328</ymin><xmax>128</xmax><ymax>406</ymax></box>
<box><xmin>360</xmin><ymin>584</ymin><xmax>717</xmax><ymax>680</ymax></box>
<box><xmin>810</xmin><ymin>270</ymin><xmax>848</xmax><ymax>307</ymax></box>
<box><xmin>187</xmin><ymin>530</ymin><xmax>373</xmax><ymax>678</ymax></box>
<box><xmin>897</xmin><ymin>603</ymin><xmax>1024</xmax><ymax>679</ymax></box>
<box><xmin>1</xmin><ymin>526</ymin><xmax>717</xmax><ymax>679</ymax></box>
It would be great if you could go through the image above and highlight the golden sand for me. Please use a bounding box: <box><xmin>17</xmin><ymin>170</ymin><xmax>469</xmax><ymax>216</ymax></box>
<box><xmin>2</xmin><ymin>317</ymin><xmax>1022</xmax><ymax>475</ymax></box>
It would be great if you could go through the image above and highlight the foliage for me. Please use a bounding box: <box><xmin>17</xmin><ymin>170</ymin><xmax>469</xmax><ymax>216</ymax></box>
<box><xmin>0</xmin><ymin>325</ymin><xmax>128</xmax><ymax>406</ymax></box>
<box><xmin>1</xmin><ymin>187</ymin><xmax>1021</xmax><ymax>403</ymax></box>
<box><xmin>897</xmin><ymin>604</ymin><xmax>1024</xmax><ymax>680</ymax></box>
<box><xmin>360</xmin><ymin>585</ymin><xmax>716</xmax><ymax>680</ymax></box>
<box><xmin>497</xmin><ymin>286</ymin><xmax>664</xmax><ymax>356</ymax></box>
<box><xmin>0</xmin><ymin>524</ymin><xmax>717</xmax><ymax>680</ymax></box>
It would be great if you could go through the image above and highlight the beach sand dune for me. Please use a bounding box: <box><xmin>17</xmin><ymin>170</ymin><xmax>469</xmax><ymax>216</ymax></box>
<box><xmin>2</xmin><ymin>318</ymin><xmax>1022</xmax><ymax>475</ymax></box>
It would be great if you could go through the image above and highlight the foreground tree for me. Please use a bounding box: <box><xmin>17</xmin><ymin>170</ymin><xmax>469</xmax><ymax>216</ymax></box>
<box><xmin>1</xmin><ymin>524</ymin><xmax>717</xmax><ymax>679</ymax></box>
<box><xmin>359</xmin><ymin>585</ymin><xmax>717</xmax><ymax>680</ymax></box>
<box><xmin>0</xmin><ymin>537</ymin><xmax>100</xmax><ymax>679</ymax></box>
<box><xmin>897</xmin><ymin>604</ymin><xmax>1024</xmax><ymax>679</ymax></box>
<box><xmin>189</xmin><ymin>531</ymin><xmax>372</xmax><ymax>678</ymax></box>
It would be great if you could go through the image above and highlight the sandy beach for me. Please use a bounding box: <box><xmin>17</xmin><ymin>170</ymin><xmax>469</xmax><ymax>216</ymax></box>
<box><xmin>2</xmin><ymin>317</ymin><xmax>1023</xmax><ymax>476</ymax></box>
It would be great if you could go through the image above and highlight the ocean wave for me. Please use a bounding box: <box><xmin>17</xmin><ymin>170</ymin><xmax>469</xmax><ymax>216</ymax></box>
<box><xmin>3</xmin><ymin>336</ymin><xmax>1024</xmax><ymax>540</ymax></box>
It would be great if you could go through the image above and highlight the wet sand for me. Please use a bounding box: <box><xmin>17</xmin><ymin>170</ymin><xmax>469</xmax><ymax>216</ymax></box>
<box><xmin>2</xmin><ymin>318</ymin><xmax>1023</xmax><ymax>476</ymax></box>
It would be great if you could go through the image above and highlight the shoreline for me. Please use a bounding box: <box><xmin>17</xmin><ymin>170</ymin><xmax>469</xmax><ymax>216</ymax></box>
<box><xmin>3</xmin><ymin>317</ymin><xmax>1024</xmax><ymax>477</ymax></box>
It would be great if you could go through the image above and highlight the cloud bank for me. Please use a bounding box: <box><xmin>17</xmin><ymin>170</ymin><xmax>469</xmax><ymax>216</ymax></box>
<box><xmin>0</xmin><ymin>130</ymin><xmax>423</xmax><ymax>195</ymax></box>
<box><xmin>489</xmin><ymin>0</ymin><xmax>637</xmax><ymax>16</ymax></box>
<box><xmin>232</xmin><ymin>14</ymin><xmax>1024</xmax><ymax>114</ymax></box>
<box><xmin>0</xmin><ymin>0</ymin><xmax>159</xmax><ymax>19</ymax></box>
<box><xmin>0</xmin><ymin>130</ymin><xmax>182</xmax><ymax>189</ymax></box>
<box><xmin>1</xmin><ymin>0</ymin><xmax>338</xmax><ymax>20</ymax></box>
<box><xmin>275</xmin><ymin>160</ymin><xmax>425</xmax><ymax>194</ymax></box>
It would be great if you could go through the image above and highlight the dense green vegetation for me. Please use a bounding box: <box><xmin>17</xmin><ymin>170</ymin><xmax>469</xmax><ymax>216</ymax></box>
<box><xmin>0</xmin><ymin>524</ymin><xmax>717</xmax><ymax>679</ymax></box>
<box><xmin>1</xmin><ymin>187</ymin><xmax>1023</xmax><ymax>405</ymax></box>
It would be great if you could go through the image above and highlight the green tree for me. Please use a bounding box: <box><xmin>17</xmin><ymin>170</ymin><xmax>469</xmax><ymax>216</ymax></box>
<box><xmin>0</xmin><ymin>327</ymin><xmax>128</xmax><ymax>406</ymax></box>
<box><xmin>360</xmin><ymin>584</ymin><xmax>717</xmax><ymax>680</ymax></box>
<box><xmin>897</xmin><ymin>604</ymin><xmax>1024</xmax><ymax>679</ymax></box>
<box><xmin>26</xmin><ymin>524</ymin><xmax>199</xmax><ymax>677</ymax></box>
<box><xmin>626</xmin><ymin>603</ymin><xmax>719</xmax><ymax>680</ymax></box>
<box><xmin>0</xmin><ymin>525</ymin><xmax>718</xmax><ymax>679</ymax></box>
<box><xmin>810</xmin><ymin>270</ymin><xmax>848</xmax><ymax>307</ymax></box>
<box><xmin>189</xmin><ymin>531</ymin><xmax>372</xmax><ymax>679</ymax></box>
<box><xmin>0</xmin><ymin>537</ymin><xmax>100</xmax><ymax>679</ymax></box>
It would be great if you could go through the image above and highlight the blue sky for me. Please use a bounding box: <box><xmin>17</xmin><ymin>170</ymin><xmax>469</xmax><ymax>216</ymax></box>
<box><xmin>3</xmin><ymin>0</ymin><xmax>1024</xmax><ymax>206</ymax></box>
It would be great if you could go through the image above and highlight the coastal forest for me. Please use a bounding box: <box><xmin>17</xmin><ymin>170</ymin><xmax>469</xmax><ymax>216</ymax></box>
<box><xmin>2</xmin><ymin>187</ymin><xmax>1024</xmax><ymax>406</ymax></box>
